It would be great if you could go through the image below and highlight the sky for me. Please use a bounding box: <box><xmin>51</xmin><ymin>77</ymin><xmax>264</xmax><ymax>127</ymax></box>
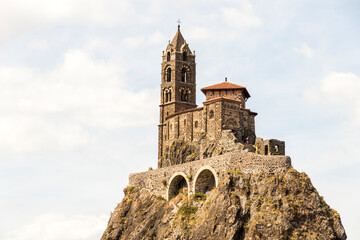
<box><xmin>0</xmin><ymin>0</ymin><xmax>359</xmax><ymax>239</ymax></box>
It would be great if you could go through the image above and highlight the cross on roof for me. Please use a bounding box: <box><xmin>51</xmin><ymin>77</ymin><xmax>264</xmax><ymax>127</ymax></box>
<box><xmin>177</xmin><ymin>19</ymin><xmax>182</xmax><ymax>29</ymax></box>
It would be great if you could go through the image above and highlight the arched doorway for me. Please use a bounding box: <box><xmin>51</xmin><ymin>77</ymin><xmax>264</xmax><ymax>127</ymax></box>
<box><xmin>194</xmin><ymin>167</ymin><xmax>218</xmax><ymax>194</ymax></box>
<box><xmin>168</xmin><ymin>173</ymin><xmax>189</xmax><ymax>200</ymax></box>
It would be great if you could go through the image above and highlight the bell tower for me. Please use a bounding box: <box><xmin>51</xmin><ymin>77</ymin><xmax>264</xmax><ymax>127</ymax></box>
<box><xmin>158</xmin><ymin>25</ymin><xmax>197</xmax><ymax>162</ymax></box>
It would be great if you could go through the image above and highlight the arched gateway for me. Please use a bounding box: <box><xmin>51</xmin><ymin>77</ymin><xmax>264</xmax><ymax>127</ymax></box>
<box><xmin>167</xmin><ymin>172</ymin><xmax>189</xmax><ymax>200</ymax></box>
<box><xmin>193</xmin><ymin>166</ymin><xmax>218</xmax><ymax>194</ymax></box>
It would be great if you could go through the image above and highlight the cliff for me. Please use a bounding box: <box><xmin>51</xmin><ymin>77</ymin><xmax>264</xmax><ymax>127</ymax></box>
<box><xmin>101</xmin><ymin>168</ymin><xmax>346</xmax><ymax>240</ymax></box>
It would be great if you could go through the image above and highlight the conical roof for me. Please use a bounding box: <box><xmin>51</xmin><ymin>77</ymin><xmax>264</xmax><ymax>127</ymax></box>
<box><xmin>170</xmin><ymin>26</ymin><xmax>186</xmax><ymax>52</ymax></box>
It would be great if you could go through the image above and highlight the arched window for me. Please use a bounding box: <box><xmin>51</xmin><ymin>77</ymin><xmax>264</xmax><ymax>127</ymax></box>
<box><xmin>167</xmin><ymin>52</ymin><xmax>170</xmax><ymax>61</ymax></box>
<box><xmin>209</xmin><ymin>110</ymin><xmax>214</xmax><ymax>119</ymax></box>
<box><xmin>167</xmin><ymin>68</ymin><xmax>171</xmax><ymax>82</ymax></box>
<box><xmin>165</xmin><ymin>91</ymin><xmax>168</xmax><ymax>102</ymax></box>
<box><xmin>183</xmin><ymin>51</ymin><xmax>187</xmax><ymax>61</ymax></box>
<box><xmin>168</xmin><ymin>90</ymin><xmax>172</xmax><ymax>102</ymax></box>
<box><xmin>181</xmin><ymin>68</ymin><xmax>187</xmax><ymax>82</ymax></box>
<box><xmin>194</xmin><ymin>121</ymin><xmax>198</xmax><ymax>128</ymax></box>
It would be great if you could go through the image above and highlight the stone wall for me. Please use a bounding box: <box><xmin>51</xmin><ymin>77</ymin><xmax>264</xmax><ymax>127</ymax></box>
<box><xmin>129</xmin><ymin>151</ymin><xmax>291</xmax><ymax>200</ymax></box>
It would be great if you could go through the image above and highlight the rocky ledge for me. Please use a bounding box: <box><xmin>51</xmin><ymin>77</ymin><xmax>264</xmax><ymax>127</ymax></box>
<box><xmin>101</xmin><ymin>168</ymin><xmax>346</xmax><ymax>240</ymax></box>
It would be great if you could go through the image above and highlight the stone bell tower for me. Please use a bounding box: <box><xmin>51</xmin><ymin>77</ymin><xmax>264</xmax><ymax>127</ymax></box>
<box><xmin>158</xmin><ymin>24</ymin><xmax>197</xmax><ymax>161</ymax></box>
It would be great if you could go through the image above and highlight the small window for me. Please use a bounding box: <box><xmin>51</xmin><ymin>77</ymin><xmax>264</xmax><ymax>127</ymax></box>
<box><xmin>184</xmin><ymin>119</ymin><xmax>186</xmax><ymax>126</ymax></box>
<box><xmin>209</xmin><ymin>110</ymin><xmax>214</xmax><ymax>119</ymax></box>
<box><xmin>195</xmin><ymin>121</ymin><xmax>198</xmax><ymax>128</ymax></box>
<box><xmin>265</xmin><ymin>145</ymin><xmax>269</xmax><ymax>155</ymax></box>
<box><xmin>181</xmin><ymin>68</ymin><xmax>187</xmax><ymax>82</ymax></box>
<box><xmin>167</xmin><ymin>52</ymin><xmax>170</xmax><ymax>61</ymax></box>
<box><xmin>183</xmin><ymin>52</ymin><xmax>187</xmax><ymax>61</ymax></box>
<box><xmin>275</xmin><ymin>145</ymin><xmax>279</xmax><ymax>152</ymax></box>
<box><xmin>167</xmin><ymin>68</ymin><xmax>171</xmax><ymax>82</ymax></box>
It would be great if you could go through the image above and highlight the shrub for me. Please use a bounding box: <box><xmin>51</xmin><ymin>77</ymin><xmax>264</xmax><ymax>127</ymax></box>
<box><xmin>123</xmin><ymin>186</ymin><xmax>135</xmax><ymax>194</ymax></box>
<box><xmin>177</xmin><ymin>205</ymin><xmax>198</xmax><ymax>216</ymax></box>
<box><xmin>193</xmin><ymin>193</ymin><xmax>206</xmax><ymax>201</ymax></box>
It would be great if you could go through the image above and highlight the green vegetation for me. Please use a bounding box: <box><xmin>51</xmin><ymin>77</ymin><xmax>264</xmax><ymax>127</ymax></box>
<box><xmin>177</xmin><ymin>205</ymin><xmax>198</xmax><ymax>216</ymax></box>
<box><xmin>123</xmin><ymin>186</ymin><xmax>135</xmax><ymax>194</ymax></box>
<box><xmin>193</xmin><ymin>192</ymin><xmax>206</xmax><ymax>201</ymax></box>
<box><xmin>156</xmin><ymin>195</ymin><xmax>166</xmax><ymax>201</ymax></box>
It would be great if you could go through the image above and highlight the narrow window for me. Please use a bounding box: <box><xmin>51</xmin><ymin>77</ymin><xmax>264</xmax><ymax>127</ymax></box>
<box><xmin>275</xmin><ymin>145</ymin><xmax>279</xmax><ymax>152</ymax></box>
<box><xmin>209</xmin><ymin>110</ymin><xmax>214</xmax><ymax>119</ymax></box>
<box><xmin>167</xmin><ymin>68</ymin><xmax>171</xmax><ymax>82</ymax></box>
<box><xmin>183</xmin><ymin>51</ymin><xmax>187</xmax><ymax>61</ymax></box>
<box><xmin>165</xmin><ymin>91</ymin><xmax>168</xmax><ymax>102</ymax></box>
<box><xmin>181</xmin><ymin>90</ymin><xmax>186</xmax><ymax>101</ymax></box>
<box><xmin>265</xmin><ymin>145</ymin><xmax>269</xmax><ymax>155</ymax></box>
<box><xmin>169</xmin><ymin>91</ymin><xmax>172</xmax><ymax>101</ymax></box>
<box><xmin>167</xmin><ymin>52</ymin><xmax>170</xmax><ymax>61</ymax></box>
<box><xmin>195</xmin><ymin>121</ymin><xmax>198</xmax><ymax>128</ymax></box>
<box><xmin>184</xmin><ymin>119</ymin><xmax>186</xmax><ymax>126</ymax></box>
<box><xmin>181</xmin><ymin>68</ymin><xmax>186</xmax><ymax>82</ymax></box>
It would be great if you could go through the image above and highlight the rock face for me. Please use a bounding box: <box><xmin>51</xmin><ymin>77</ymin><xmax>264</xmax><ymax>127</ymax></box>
<box><xmin>101</xmin><ymin>168</ymin><xmax>346</xmax><ymax>240</ymax></box>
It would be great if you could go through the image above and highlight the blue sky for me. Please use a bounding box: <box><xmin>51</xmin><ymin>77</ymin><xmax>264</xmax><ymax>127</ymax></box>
<box><xmin>0</xmin><ymin>0</ymin><xmax>359</xmax><ymax>239</ymax></box>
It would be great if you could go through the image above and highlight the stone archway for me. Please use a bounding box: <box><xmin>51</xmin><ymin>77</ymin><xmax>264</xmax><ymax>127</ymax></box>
<box><xmin>167</xmin><ymin>172</ymin><xmax>189</xmax><ymax>200</ymax></box>
<box><xmin>193</xmin><ymin>166</ymin><xmax>218</xmax><ymax>194</ymax></box>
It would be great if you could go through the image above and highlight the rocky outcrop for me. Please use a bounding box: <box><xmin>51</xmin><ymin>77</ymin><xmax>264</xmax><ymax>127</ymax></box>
<box><xmin>161</xmin><ymin>140</ymin><xmax>198</xmax><ymax>167</ymax></box>
<box><xmin>102</xmin><ymin>168</ymin><xmax>346</xmax><ymax>240</ymax></box>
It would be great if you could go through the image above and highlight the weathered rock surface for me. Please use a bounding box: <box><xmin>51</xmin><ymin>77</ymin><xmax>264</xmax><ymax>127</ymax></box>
<box><xmin>101</xmin><ymin>168</ymin><xmax>346</xmax><ymax>240</ymax></box>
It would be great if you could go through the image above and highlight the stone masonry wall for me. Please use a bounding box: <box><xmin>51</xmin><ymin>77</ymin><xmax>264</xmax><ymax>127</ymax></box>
<box><xmin>129</xmin><ymin>151</ymin><xmax>291</xmax><ymax>200</ymax></box>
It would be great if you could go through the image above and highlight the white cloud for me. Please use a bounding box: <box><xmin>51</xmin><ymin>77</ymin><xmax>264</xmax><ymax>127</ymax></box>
<box><xmin>0</xmin><ymin>48</ymin><xmax>158</xmax><ymax>154</ymax></box>
<box><xmin>122</xmin><ymin>31</ymin><xmax>168</xmax><ymax>49</ymax></box>
<box><xmin>304</xmin><ymin>72</ymin><xmax>360</xmax><ymax>127</ymax></box>
<box><xmin>3</xmin><ymin>214</ymin><xmax>108</xmax><ymax>240</ymax></box>
<box><xmin>294</xmin><ymin>43</ymin><xmax>314</xmax><ymax>59</ymax></box>
<box><xmin>147</xmin><ymin>31</ymin><xmax>168</xmax><ymax>46</ymax></box>
<box><xmin>186</xmin><ymin>27</ymin><xmax>214</xmax><ymax>41</ymax></box>
<box><xmin>0</xmin><ymin>0</ymin><xmax>135</xmax><ymax>45</ymax></box>
<box><xmin>221</xmin><ymin>4</ymin><xmax>262</xmax><ymax>30</ymax></box>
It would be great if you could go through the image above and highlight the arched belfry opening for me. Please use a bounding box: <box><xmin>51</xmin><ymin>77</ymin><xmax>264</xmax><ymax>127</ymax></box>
<box><xmin>181</xmin><ymin>68</ymin><xmax>187</xmax><ymax>82</ymax></box>
<box><xmin>194</xmin><ymin>167</ymin><xmax>217</xmax><ymax>194</ymax></box>
<box><xmin>167</xmin><ymin>52</ymin><xmax>170</xmax><ymax>61</ymax></box>
<box><xmin>168</xmin><ymin>173</ymin><xmax>189</xmax><ymax>200</ymax></box>
<box><xmin>183</xmin><ymin>51</ymin><xmax>187</xmax><ymax>61</ymax></box>
<box><xmin>166</xmin><ymin>68</ymin><xmax>172</xmax><ymax>82</ymax></box>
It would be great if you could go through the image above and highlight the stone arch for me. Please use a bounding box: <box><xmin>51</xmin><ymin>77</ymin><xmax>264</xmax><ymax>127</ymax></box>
<box><xmin>167</xmin><ymin>172</ymin><xmax>189</xmax><ymax>200</ymax></box>
<box><xmin>193</xmin><ymin>166</ymin><xmax>218</xmax><ymax>194</ymax></box>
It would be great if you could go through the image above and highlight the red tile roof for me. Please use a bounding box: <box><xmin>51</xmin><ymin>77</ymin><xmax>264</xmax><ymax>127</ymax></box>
<box><xmin>166</xmin><ymin>107</ymin><xmax>204</xmax><ymax>120</ymax></box>
<box><xmin>201</xmin><ymin>81</ymin><xmax>250</xmax><ymax>98</ymax></box>
<box><xmin>203</xmin><ymin>97</ymin><xmax>242</xmax><ymax>105</ymax></box>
